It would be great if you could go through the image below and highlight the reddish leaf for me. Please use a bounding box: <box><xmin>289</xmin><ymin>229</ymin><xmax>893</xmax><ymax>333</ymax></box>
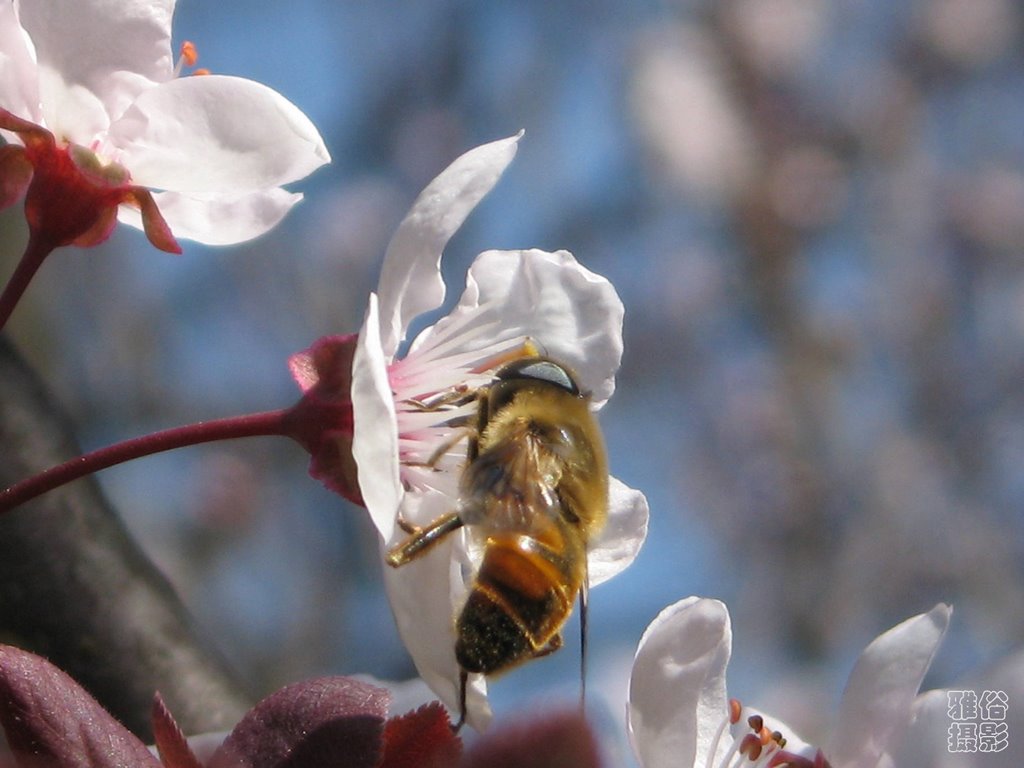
<box><xmin>151</xmin><ymin>693</ymin><xmax>204</xmax><ymax>768</ymax></box>
<box><xmin>207</xmin><ymin>676</ymin><xmax>390</xmax><ymax>768</ymax></box>
<box><xmin>460</xmin><ymin>710</ymin><xmax>603</xmax><ymax>768</ymax></box>
<box><xmin>378</xmin><ymin>703</ymin><xmax>462</xmax><ymax>768</ymax></box>
<box><xmin>0</xmin><ymin>644</ymin><xmax>163</xmax><ymax>768</ymax></box>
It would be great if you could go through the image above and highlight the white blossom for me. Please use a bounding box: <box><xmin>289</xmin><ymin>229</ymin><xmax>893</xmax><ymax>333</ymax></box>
<box><xmin>350</xmin><ymin>134</ymin><xmax>649</xmax><ymax>730</ymax></box>
<box><xmin>627</xmin><ymin>597</ymin><xmax>952</xmax><ymax>768</ymax></box>
<box><xmin>0</xmin><ymin>0</ymin><xmax>329</xmax><ymax>245</ymax></box>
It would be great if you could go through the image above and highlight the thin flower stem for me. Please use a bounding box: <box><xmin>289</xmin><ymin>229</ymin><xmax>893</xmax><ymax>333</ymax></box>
<box><xmin>0</xmin><ymin>230</ymin><xmax>55</xmax><ymax>331</ymax></box>
<box><xmin>0</xmin><ymin>409</ymin><xmax>293</xmax><ymax>514</ymax></box>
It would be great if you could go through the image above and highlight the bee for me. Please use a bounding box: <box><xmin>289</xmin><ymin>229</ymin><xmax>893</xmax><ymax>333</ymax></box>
<box><xmin>385</xmin><ymin>355</ymin><xmax>609</xmax><ymax>728</ymax></box>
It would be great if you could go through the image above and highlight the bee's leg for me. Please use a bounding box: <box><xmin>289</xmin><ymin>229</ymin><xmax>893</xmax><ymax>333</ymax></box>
<box><xmin>403</xmin><ymin>385</ymin><xmax>477</xmax><ymax>412</ymax></box>
<box><xmin>452</xmin><ymin>669</ymin><xmax>469</xmax><ymax>733</ymax></box>
<box><xmin>385</xmin><ymin>511</ymin><xmax>464</xmax><ymax>567</ymax></box>
<box><xmin>530</xmin><ymin>632</ymin><xmax>564</xmax><ymax>659</ymax></box>
<box><xmin>404</xmin><ymin>427</ymin><xmax>473</xmax><ymax>470</ymax></box>
<box><xmin>395</xmin><ymin>516</ymin><xmax>419</xmax><ymax>535</ymax></box>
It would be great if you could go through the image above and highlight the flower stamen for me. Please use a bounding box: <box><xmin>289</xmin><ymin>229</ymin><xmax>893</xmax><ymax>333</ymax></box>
<box><xmin>175</xmin><ymin>41</ymin><xmax>211</xmax><ymax>77</ymax></box>
<box><xmin>468</xmin><ymin>337</ymin><xmax>541</xmax><ymax>373</ymax></box>
<box><xmin>707</xmin><ymin>698</ymin><xmax>742</xmax><ymax>768</ymax></box>
<box><xmin>706</xmin><ymin>699</ymin><xmax>808</xmax><ymax>768</ymax></box>
<box><xmin>730</xmin><ymin>698</ymin><xmax>743</xmax><ymax>724</ymax></box>
<box><xmin>390</xmin><ymin>336</ymin><xmax>548</xmax><ymax>496</ymax></box>
<box><xmin>739</xmin><ymin>734</ymin><xmax>763</xmax><ymax>761</ymax></box>
<box><xmin>180</xmin><ymin>41</ymin><xmax>198</xmax><ymax>66</ymax></box>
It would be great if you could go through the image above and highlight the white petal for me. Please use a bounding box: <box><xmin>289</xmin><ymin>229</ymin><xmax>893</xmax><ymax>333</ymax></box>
<box><xmin>35</xmin><ymin>66</ymin><xmax>110</xmax><ymax>142</ymax></box>
<box><xmin>409</xmin><ymin>249</ymin><xmax>624</xmax><ymax>406</ymax></box>
<box><xmin>351</xmin><ymin>294</ymin><xmax>403</xmax><ymax>542</ymax></box>
<box><xmin>109</xmin><ymin>75</ymin><xmax>330</xmax><ymax>195</ymax></box>
<box><xmin>588</xmin><ymin>477</ymin><xmax>648</xmax><ymax>587</ymax></box>
<box><xmin>0</xmin><ymin>2</ymin><xmax>40</xmax><ymax>125</ymax></box>
<box><xmin>18</xmin><ymin>0</ymin><xmax>174</xmax><ymax>125</ymax></box>
<box><xmin>885</xmin><ymin>689</ymin><xmax>954</xmax><ymax>768</ymax></box>
<box><xmin>376</xmin><ymin>134</ymin><xmax>521</xmax><ymax>359</ymax></box>
<box><xmin>828</xmin><ymin>603</ymin><xmax>952</xmax><ymax>768</ymax></box>
<box><xmin>627</xmin><ymin>597</ymin><xmax>732</xmax><ymax>768</ymax></box>
<box><xmin>381</xmin><ymin>490</ymin><xmax>492</xmax><ymax>731</ymax></box>
<box><xmin>116</xmin><ymin>188</ymin><xmax>302</xmax><ymax>246</ymax></box>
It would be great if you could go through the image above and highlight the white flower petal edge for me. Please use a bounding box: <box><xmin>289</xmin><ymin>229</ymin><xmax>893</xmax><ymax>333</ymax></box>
<box><xmin>627</xmin><ymin>597</ymin><xmax>732</xmax><ymax>768</ymax></box>
<box><xmin>410</xmin><ymin>247</ymin><xmax>624</xmax><ymax>406</ymax></box>
<box><xmin>17</xmin><ymin>0</ymin><xmax>175</xmax><ymax>133</ymax></box>
<box><xmin>109</xmin><ymin>75</ymin><xmax>330</xmax><ymax>194</ymax></box>
<box><xmin>376</xmin><ymin>133</ymin><xmax>522</xmax><ymax>358</ymax></box>
<box><xmin>352</xmin><ymin>295</ymin><xmax>403</xmax><ymax>542</ymax></box>
<box><xmin>116</xmin><ymin>187</ymin><xmax>302</xmax><ymax>245</ymax></box>
<box><xmin>828</xmin><ymin>603</ymin><xmax>951</xmax><ymax>768</ymax></box>
<box><xmin>888</xmin><ymin>689</ymin><xmax>952</xmax><ymax>768</ymax></box>
<box><xmin>589</xmin><ymin>478</ymin><xmax>649</xmax><ymax>587</ymax></box>
<box><xmin>351</xmin><ymin>135</ymin><xmax>524</xmax><ymax>541</ymax></box>
<box><xmin>381</xmin><ymin>490</ymin><xmax>492</xmax><ymax>732</ymax></box>
<box><xmin>0</xmin><ymin>3</ymin><xmax>40</xmax><ymax>128</ymax></box>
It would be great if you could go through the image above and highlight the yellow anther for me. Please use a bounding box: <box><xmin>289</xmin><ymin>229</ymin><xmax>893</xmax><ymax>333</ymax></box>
<box><xmin>739</xmin><ymin>733</ymin><xmax>763</xmax><ymax>760</ymax></box>
<box><xmin>469</xmin><ymin>338</ymin><xmax>541</xmax><ymax>375</ymax></box>
<box><xmin>729</xmin><ymin>698</ymin><xmax>743</xmax><ymax>724</ymax></box>
<box><xmin>180</xmin><ymin>41</ymin><xmax>199</xmax><ymax>66</ymax></box>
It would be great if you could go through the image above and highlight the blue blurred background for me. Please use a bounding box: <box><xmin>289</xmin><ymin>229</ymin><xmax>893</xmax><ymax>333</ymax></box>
<box><xmin>4</xmin><ymin>0</ymin><xmax>1024</xmax><ymax>760</ymax></box>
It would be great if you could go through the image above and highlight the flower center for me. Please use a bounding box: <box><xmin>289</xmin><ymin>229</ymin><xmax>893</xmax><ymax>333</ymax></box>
<box><xmin>391</xmin><ymin>337</ymin><xmax>540</xmax><ymax>490</ymax></box>
<box><xmin>706</xmin><ymin>699</ymin><xmax>832</xmax><ymax>768</ymax></box>
<box><xmin>67</xmin><ymin>142</ymin><xmax>130</xmax><ymax>186</ymax></box>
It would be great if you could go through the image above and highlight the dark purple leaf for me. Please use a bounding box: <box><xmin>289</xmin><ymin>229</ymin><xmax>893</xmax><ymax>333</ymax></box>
<box><xmin>378</xmin><ymin>703</ymin><xmax>461</xmax><ymax>768</ymax></box>
<box><xmin>207</xmin><ymin>677</ymin><xmax>389</xmax><ymax>768</ymax></box>
<box><xmin>460</xmin><ymin>710</ymin><xmax>603</xmax><ymax>768</ymax></box>
<box><xmin>0</xmin><ymin>644</ymin><xmax>162</xmax><ymax>768</ymax></box>
<box><xmin>150</xmin><ymin>694</ymin><xmax>203</xmax><ymax>768</ymax></box>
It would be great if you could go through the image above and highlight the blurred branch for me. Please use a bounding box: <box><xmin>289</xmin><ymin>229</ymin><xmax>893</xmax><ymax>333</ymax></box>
<box><xmin>708</xmin><ymin>7</ymin><xmax>854</xmax><ymax>659</ymax></box>
<box><xmin>0</xmin><ymin>335</ymin><xmax>252</xmax><ymax>740</ymax></box>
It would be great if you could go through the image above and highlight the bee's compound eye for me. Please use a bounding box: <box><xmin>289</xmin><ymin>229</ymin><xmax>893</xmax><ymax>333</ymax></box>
<box><xmin>495</xmin><ymin>358</ymin><xmax>580</xmax><ymax>395</ymax></box>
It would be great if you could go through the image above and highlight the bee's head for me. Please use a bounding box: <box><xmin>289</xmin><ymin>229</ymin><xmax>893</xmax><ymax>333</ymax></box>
<box><xmin>493</xmin><ymin>356</ymin><xmax>580</xmax><ymax>396</ymax></box>
<box><xmin>483</xmin><ymin>356</ymin><xmax>586</xmax><ymax>420</ymax></box>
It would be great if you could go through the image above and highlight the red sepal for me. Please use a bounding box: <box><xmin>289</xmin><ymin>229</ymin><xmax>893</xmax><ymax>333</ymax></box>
<box><xmin>151</xmin><ymin>692</ymin><xmax>204</xmax><ymax>768</ymax></box>
<box><xmin>379</xmin><ymin>703</ymin><xmax>463</xmax><ymax>768</ymax></box>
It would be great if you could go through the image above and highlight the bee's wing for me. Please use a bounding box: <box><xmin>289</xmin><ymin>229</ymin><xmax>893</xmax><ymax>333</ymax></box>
<box><xmin>458</xmin><ymin>431</ymin><xmax>564</xmax><ymax>532</ymax></box>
